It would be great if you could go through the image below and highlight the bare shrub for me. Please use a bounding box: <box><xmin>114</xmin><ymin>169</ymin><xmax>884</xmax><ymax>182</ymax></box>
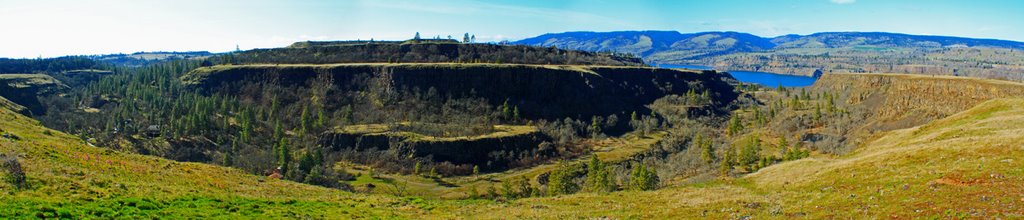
<box><xmin>1</xmin><ymin>153</ymin><xmax>28</xmax><ymax>189</ymax></box>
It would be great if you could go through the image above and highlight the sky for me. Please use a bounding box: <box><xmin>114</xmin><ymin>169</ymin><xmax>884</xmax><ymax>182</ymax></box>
<box><xmin>1</xmin><ymin>0</ymin><xmax>1022</xmax><ymax>58</ymax></box>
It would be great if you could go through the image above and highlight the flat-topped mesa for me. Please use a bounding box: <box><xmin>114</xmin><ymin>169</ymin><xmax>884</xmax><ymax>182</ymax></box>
<box><xmin>183</xmin><ymin>63</ymin><xmax>739</xmax><ymax>120</ymax></box>
<box><xmin>210</xmin><ymin>41</ymin><xmax>644</xmax><ymax>66</ymax></box>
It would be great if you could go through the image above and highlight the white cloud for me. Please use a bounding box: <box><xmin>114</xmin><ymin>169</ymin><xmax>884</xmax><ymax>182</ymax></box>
<box><xmin>830</xmin><ymin>0</ymin><xmax>856</xmax><ymax>4</ymax></box>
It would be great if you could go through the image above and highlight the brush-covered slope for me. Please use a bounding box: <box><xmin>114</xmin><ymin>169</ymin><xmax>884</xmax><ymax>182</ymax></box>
<box><xmin>453</xmin><ymin>98</ymin><xmax>1024</xmax><ymax>218</ymax></box>
<box><xmin>183</xmin><ymin>63</ymin><xmax>739</xmax><ymax>119</ymax></box>
<box><xmin>808</xmin><ymin>73</ymin><xmax>1024</xmax><ymax>149</ymax></box>
<box><xmin>0</xmin><ymin>104</ymin><xmax>452</xmax><ymax>218</ymax></box>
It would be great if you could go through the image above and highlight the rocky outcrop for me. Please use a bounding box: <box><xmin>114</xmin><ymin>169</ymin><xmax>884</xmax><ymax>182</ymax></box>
<box><xmin>316</xmin><ymin>124</ymin><xmax>548</xmax><ymax>168</ymax></box>
<box><xmin>0</xmin><ymin>74</ymin><xmax>67</xmax><ymax>115</ymax></box>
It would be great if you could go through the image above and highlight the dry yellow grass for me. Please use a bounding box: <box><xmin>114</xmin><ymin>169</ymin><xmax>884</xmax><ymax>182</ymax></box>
<box><xmin>444</xmin><ymin>98</ymin><xmax>1024</xmax><ymax>219</ymax></box>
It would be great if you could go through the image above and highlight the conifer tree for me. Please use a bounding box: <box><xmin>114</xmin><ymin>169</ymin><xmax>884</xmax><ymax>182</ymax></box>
<box><xmin>697</xmin><ymin>134</ymin><xmax>715</xmax><ymax>164</ymax></box>
<box><xmin>300</xmin><ymin>105</ymin><xmax>310</xmax><ymax>134</ymax></box>
<box><xmin>629</xmin><ymin>163</ymin><xmax>659</xmax><ymax>191</ymax></box>
<box><xmin>547</xmin><ymin>164</ymin><xmax>579</xmax><ymax>195</ymax></box>
<box><xmin>278</xmin><ymin>138</ymin><xmax>291</xmax><ymax>176</ymax></box>
<box><xmin>585</xmin><ymin>157</ymin><xmax>615</xmax><ymax>193</ymax></box>
<box><xmin>720</xmin><ymin>146</ymin><xmax>735</xmax><ymax>177</ymax></box>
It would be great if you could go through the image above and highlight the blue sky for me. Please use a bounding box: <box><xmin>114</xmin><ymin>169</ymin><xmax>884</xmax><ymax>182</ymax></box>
<box><xmin>1</xmin><ymin>0</ymin><xmax>1021</xmax><ymax>58</ymax></box>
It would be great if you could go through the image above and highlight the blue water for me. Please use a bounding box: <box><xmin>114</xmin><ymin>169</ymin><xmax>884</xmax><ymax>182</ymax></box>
<box><xmin>656</xmin><ymin>64</ymin><xmax>818</xmax><ymax>87</ymax></box>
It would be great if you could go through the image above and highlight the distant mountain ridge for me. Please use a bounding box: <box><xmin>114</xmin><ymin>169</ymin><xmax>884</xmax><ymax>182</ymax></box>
<box><xmin>515</xmin><ymin>31</ymin><xmax>774</xmax><ymax>58</ymax></box>
<box><xmin>517</xmin><ymin>31</ymin><xmax>1024</xmax><ymax>56</ymax></box>
<box><xmin>516</xmin><ymin>31</ymin><xmax>1024</xmax><ymax>78</ymax></box>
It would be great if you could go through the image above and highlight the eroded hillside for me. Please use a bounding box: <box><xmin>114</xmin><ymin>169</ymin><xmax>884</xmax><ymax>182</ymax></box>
<box><xmin>809</xmin><ymin>73</ymin><xmax>1024</xmax><ymax>149</ymax></box>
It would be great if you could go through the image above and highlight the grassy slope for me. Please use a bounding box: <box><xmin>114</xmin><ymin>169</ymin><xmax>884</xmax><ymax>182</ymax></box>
<box><xmin>0</xmin><ymin>103</ymin><xmax>468</xmax><ymax>218</ymax></box>
<box><xmin>449</xmin><ymin>98</ymin><xmax>1024</xmax><ymax>219</ymax></box>
<box><xmin>332</xmin><ymin>123</ymin><xmax>538</xmax><ymax>142</ymax></box>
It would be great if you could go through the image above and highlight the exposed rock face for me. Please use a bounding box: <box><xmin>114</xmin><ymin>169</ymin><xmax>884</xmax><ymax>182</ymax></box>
<box><xmin>315</xmin><ymin>125</ymin><xmax>548</xmax><ymax>170</ymax></box>
<box><xmin>184</xmin><ymin>63</ymin><xmax>739</xmax><ymax>119</ymax></box>
<box><xmin>317</xmin><ymin>126</ymin><xmax>548</xmax><ymax>165</ymax></box>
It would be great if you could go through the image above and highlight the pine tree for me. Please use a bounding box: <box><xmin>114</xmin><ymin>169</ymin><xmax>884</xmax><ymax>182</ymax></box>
<box><xmin>222</xmin><ymin>149</ymin><xmax>234</xmax><ymax>167</ymax></box>
<box><xmin>589</xmin><ymin>116</ymin><xmax>602</xmax><ymax>138</ymax></box>
<box><xmin>739</xmin><ymin>137</ymin><xmax>761</xmax><ymax>171</ymax></box>
<box><xmin>298</xmin><ymin>151</ymin><xmax>316</xmax><ymax>175</ymax></box>
<box><xmin>501</xmin><ymin>99</ymin><xmax>512</xmax><ymax>120</ymax></box>
<box><xmin>300</xmin><ymin>105</ymin><xmax>310</xmax><ymax>134</ymax></box>
<box><xmin>720</xmin><ymin>146</ymin><xmax>734</xmax><ymax>177</ymax></box>
<box><xmin>278</xmin><ymin>138</ymin><xmax>291</xmax><ymax>176</ymax></box>
<box><xmin>585</xmin><ymin>156</ymin><xmax>615</xmax><ymax>193</ymax></box>
<box><xmin>697</xmin><ymin>134</ymin><xmax>715</xmax><ymax>164</ymax></box>
<box><xmin>547</xmin><ymin>164</ymin><xmax>579</xmax><ymax>195</ymax></box>
<box><xmin>629</xmin><ymin>163</ymin><xmax>659</xmax><ymax>191</ymax></box>
<box><xmin>316</xmin><ymin>108</ymin><xmax>327</xmax><ymax>129</ymax></box>
<box><xmin>727</xmin><ymin>115</ymin><xmax>744</xmax><ymax>136</ymax></box>
<box><xmin>515</xmin><ymin>176</ymin><xmax>533</xmax><ymax>198</ymax></box>
<box><xmin>512</xmin><ymin>106</ymin><xmax>520</xmax><ymax>121</ymax></box>
<box><xmin>414</xmin><ymin>162</ymin><xmax>422</xmax><ymax>176</ymax></box>
<box><xmin>814</xmin><ymin>103</ymin><xmax>823</xmax><ymax>124</ymax></box>
<box><xmin>701</xmin><ymin>90</ymin><xmax>711</xmax><ymax>104</ymax></box>
<box><xmin>304</xmin><ymin>166</ymin><xmax>323</xmax><ymax>184</ymax></box>
<box><xmin>272</xmin><ymin>120</ymin><xmax>283</xmax><ymax>143</ymax></box>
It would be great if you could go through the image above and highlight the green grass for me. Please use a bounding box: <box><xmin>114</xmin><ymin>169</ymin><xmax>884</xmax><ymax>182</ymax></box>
<box><xmin>0</xmin><ymin>73</ymin><xmax>62</xmax><ymax>88</ymax></box>
<box><xmin>0</xmin><ymin>104</ymin><xmax>465</xmax><ymax>218</ymax></box>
